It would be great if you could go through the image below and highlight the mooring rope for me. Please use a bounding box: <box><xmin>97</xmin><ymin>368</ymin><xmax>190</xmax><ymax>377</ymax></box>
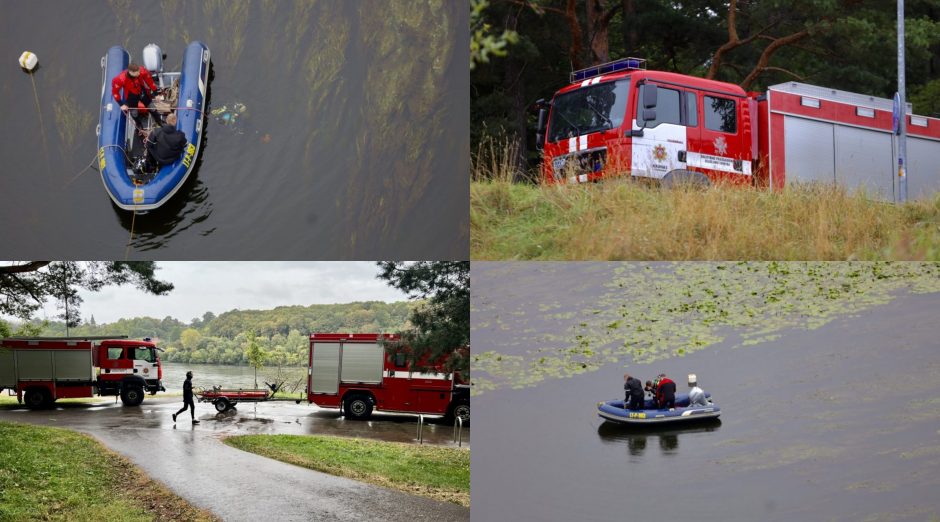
<box><xmin>124</xmin><ymin>208</ymin><xmax>137</xmax><ymax>260</ymax></box>
<box><xmin>29</xmin><ymin>72</ymin><xmax>52</xmax><ymax>176</ymax></box>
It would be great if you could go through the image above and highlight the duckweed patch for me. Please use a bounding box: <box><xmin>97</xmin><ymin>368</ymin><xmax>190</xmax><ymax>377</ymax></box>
<box><xmin>471</xmin><ymin>262</ymin><xmax>940</xmax><ymax>395</ymax></box>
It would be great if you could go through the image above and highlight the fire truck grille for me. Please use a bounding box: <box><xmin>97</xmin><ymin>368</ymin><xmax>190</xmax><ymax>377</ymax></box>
<box><xmin>552</xmin><ymin>148</ymin><xmax>607</xmax><ymax>181</ymax></box>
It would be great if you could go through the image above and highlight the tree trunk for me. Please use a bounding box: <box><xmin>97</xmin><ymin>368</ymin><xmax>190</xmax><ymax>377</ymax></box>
<box><xmin>622</xmin><ymin>0</ymin><xmax>637</xmax><ymax>55</ymax></box>
<box><xmin>502</xmin><ymin>8</ymin><xmax>528</xmax><ymax>178</ymax></box>
<box><xmin>565</xmin><ymin>0</ymin><xmax>584</xmax><ymax>70</ymax></box>
<box><xmin>586</xmin><ymin>0</ymin><xmax>610</xmax><ymax>64</ymax></box>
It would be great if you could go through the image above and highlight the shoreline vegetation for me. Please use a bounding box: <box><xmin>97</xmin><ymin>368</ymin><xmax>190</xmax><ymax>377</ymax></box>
<box><xmin>0</xmin><ymin>421</ymin><xmax>216</xmax><ymax>521</ymax></box>
<box><xmin>471</xmin><ymin>142</ymin><xmax>940</xmax><ymax>261</ymax></box>
<box><xmin>224</xmin><ymin>434</ymin><xmax>470</xmax><ymax>506</ymax></box>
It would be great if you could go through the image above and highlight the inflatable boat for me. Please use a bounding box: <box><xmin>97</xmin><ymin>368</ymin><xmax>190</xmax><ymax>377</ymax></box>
<box><xmin>97</xmin><ymin>41</ymin><xmax>210</xmax><ymax>211</ymax></box>
<box><xmin>597</xmin><ymin>392</ymin><xmax>721</xmax><ymax>425</ymax></box>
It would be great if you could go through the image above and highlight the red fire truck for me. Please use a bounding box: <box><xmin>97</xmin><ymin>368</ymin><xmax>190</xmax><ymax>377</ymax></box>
<box><xmin>306</xmin><ymin>333</ymin><xmax>469</xmax><ymax>422</ymax></box>
<box><xmin>536</xmin><ymin>58</ymin><xmax>940</xmax><ymax>200</ymax></box>
<box><xmin>0</xmin><ymin>336</ymin><xmax>165</xmax><ymax>409</ymax></box>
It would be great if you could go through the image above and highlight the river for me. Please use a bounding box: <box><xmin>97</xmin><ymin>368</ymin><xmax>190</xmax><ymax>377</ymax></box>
<box><xmin>470</xmin><ymin>262</ymin><xmax>940</xmax><ymax>521</ymax></box>
<box><xmin>0</xmin><ymin>0</ymin><xmax>468</xmax><ymax>259</ymax></box>
<box><xmin>160</xmin><ymin>361</ymin><xmax>306</xmax><ymax>393</ymax></box>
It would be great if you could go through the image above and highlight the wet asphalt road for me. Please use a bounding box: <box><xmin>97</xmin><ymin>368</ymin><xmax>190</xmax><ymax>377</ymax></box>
<box><xmin>0</xmin><ymin>399</ymin><xmax>469</xmax><ymax>521</ymax></box>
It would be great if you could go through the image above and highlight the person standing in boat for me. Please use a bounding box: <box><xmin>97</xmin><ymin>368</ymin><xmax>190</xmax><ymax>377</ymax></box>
<box><xmin>656</xmin><ymin>373</ymin><xmax>677</xmax><ymax>410</ymax></box>
<box><xmin>623</xmin><ymin>373</ymin><xmax>645</xmax><ymax>411</ymax></box>
<box><xmin>688</xmin><ymin>374</ymin><xmax>709</xmax><ymax>407</ymax></box>
<box><xmin>172</xmin><ymin>370</ymin><xmax>199</xmax><ymax>425</ymax></box>
<box><xmin>112</xmin><ymin>62</ymin><xmax>164</xmax><ymax>128</ymax></box>
<box><xmin>146</xmin><ymin>112</ymin><xmax>187</xmax><ymax>170</ymax></box>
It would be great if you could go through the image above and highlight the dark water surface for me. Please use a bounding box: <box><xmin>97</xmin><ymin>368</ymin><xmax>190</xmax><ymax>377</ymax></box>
<box><xmin>0</xmin><ymin>0</ymin><xmax>468</xmax><ymax>259</ymax></box>
<box><xmin>471</xmin><ymin>263</ymin><xmax>940</xmax><ymax>521</ymax></box>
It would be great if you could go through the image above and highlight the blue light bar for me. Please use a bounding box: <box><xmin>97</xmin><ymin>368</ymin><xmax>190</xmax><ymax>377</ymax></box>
<box><xmin>570</xmin><ymin>57</ymin><xmax>646</xmax><ymax>83</ymax></box>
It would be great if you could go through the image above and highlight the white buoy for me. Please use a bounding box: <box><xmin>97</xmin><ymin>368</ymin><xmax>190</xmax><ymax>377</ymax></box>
<box><xmin>19</xmin><ymin>51</ymin><xmax>38</xmax><ymax>71</ymax></box>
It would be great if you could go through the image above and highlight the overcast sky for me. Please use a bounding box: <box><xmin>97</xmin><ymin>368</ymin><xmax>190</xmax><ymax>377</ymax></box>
<box><xmin>24</xmin><ymin>262</ymin><xmax>409</xmax><ymax>324</ymax></box>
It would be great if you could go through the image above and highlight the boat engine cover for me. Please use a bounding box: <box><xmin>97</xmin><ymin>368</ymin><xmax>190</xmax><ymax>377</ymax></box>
<box><xmin>142</xmin><ymin>44</ymin><xmax>163</xmax><ymax>73</ymax></box>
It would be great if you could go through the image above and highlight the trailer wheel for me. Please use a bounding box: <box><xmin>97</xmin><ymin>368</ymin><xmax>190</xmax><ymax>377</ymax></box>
<box><xmin>344</xmin><ymin>395</ymin><xmax>373</xmax><ymax>420</ymax></box>
<box><xmin>24</xmin><ymin>388</ymin><xmax>51</xmax><ymax>410</ymax></box>
<box><xmin>214</xmin><ymin>398</ymin><xmax>230</xmax><ymax>412</ymax></box>
<box><xmin>121</xmin><ymin>386</ymin><xmax>145</xmax><ymax>406</ymax></box>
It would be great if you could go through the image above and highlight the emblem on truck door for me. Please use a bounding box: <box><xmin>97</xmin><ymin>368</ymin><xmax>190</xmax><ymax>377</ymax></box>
<box><xmin>653</xmin><ymin>144</ymin><xmax>668</xmax><ymax>162</ymax></box>
<box><xmin>714</xmin><ymin>136</ymin><xmax>728</xmax><ymax>156</ymax></box>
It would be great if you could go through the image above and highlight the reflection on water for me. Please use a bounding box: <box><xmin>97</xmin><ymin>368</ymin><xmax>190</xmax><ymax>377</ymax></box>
<box><xmin>597</xmin><ymin>420</ymin><xmax>720</xmax><ymax>458</ymax></box>
<box><xmin>0</xmin><ymin>0</ymin><xmax>468</xmax><ymax>259</ymax></box>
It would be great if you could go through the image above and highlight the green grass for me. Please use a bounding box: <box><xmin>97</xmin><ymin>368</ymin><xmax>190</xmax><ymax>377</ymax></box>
<box><xmin>0</xmin><ymin>421</ymin><xmax>216</xmax><ymax>521</ymax></box>
<box><xmin>224</xmin><ymin>434</ymin><xmax>469</xmax><ymax>506</ymax></box>
<box><xmin>471</xmin><ymin>139</ymin><xmax>940</xmax><ymax>260</ymax></box>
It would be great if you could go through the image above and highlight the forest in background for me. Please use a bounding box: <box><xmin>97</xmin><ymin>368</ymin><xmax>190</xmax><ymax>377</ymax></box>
<box><xmin>472</xmin><ymin>0</ymin><xmax>940</xmax><ymax>174</ymax></box>
<box><xmin>20</xmin><ymin>301</ymin><xmax>414</xmax><ymax>367</ymax></box>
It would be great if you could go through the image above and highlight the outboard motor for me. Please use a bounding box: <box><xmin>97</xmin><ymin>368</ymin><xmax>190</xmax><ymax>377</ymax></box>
<box><xmin>142</xmin><ymin>44</ymin><xmax>163</xmax><ymax>73</ymax></box>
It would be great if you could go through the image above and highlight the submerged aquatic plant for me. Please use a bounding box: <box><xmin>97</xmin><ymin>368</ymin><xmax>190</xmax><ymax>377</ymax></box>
<box><xmin>471</xmin><ymin>262</ymin><xmax>940</xmax><ymax>396</ymax></box>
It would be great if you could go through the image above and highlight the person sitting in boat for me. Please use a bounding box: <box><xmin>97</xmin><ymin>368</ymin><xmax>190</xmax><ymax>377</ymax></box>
<box><xmin>145</xmin><ymin>113</ymin><xmax>187</xmax><ymax>169</ymax></box>
<box><xmin>623</xmin><ymin>373</ymin><xmax>645</xmax><ymax>411</ymax></box>
<box><xmin>112</xmin><ymin>62</ymin><xmax>164</xmax><ymax>128</ymax></box>
<box><xmin>688</xmin><ymin>374</ymin><xmax>709</xmax><ymax>407</ymax></box>
<box><xmin>656</xmin><ymin>373</ymin><xmax>677</xmax><ymax>410</ymax></box>
<box><xmin>645</xmin><ymin>378</ymin><xmax>659</xmax><ymax>407</ymax></box>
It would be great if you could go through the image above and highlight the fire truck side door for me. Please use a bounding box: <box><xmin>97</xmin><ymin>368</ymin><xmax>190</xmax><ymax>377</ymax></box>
<box><xmin>692</xmin><ymin>94</ymin><xmax>750</xmax><ymax>179</ymax></box>
<box><xmin>631</xmin><ymin>83</ymin><xmax>688</xmax><ymax>179</ymax></box>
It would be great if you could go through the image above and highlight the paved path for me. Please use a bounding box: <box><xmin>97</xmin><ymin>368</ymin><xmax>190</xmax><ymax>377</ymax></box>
<box><xmin>0</xmin><ymin>399</ymin><xmax>469</xmax><ymax>521</ymax></box>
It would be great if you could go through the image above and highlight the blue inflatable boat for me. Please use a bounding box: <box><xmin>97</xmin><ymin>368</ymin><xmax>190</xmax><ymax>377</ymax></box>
<box><xmin>597</xmin><ymin>392</ymin><xmax>721</xmax><ymax>425</ymax></box>
<box><xmin>97</xmin><ymin>41</ymin><xmax>210</xmax><ymax>211</ymax></box>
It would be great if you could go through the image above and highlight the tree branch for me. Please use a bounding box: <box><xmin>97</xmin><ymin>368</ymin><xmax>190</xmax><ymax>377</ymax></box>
<box><xmin>0</xmin><ymin>261</ymin><xmax>50</xmax><ymax>274</ymax></box>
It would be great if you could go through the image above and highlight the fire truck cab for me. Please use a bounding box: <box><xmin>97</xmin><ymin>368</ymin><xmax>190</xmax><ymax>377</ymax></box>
<box><xmin>306</xmin><ymin>333</ymin><xmax>469</xmax><ymax>422</ymax></box>
<box><xmin>0</xmin><ymin>336</ymin><xmax>165</xmax><ymax>409</ymax></box>
<box><xmin>538</xmin><ymin>58</ymin><xmax>756</xmax><ymax>186</ymax></box>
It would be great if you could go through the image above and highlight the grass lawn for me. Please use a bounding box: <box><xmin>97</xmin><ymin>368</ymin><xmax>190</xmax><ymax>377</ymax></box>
<box><xmin>471</xmin><ymin>139</ymin><xmax>940</xmax><ymax>260</ymax></box>
<box><xmin>224</xmin><ymin>434</ymin><xmax>470</xmax><ymax>506</ymax></box>
<box><xmin>472</xmin><ymin>178</ymin><xmax>940</xmax><ymax>260</ymax></box>
<box><xmin>0</xmin><ymin>421</ymin><xmax>216</xmax><ymax>521</ymax></box>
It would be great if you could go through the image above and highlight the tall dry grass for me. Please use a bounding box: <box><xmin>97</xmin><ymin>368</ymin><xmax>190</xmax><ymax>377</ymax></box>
<box><xmin>471</xmin><ymin>142</ymin><xmax>940</xmax><ymax>260</ymax></box>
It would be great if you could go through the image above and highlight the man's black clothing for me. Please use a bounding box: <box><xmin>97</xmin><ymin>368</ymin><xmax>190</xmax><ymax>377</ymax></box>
<box><xmin>624</xmin><ymin>376</ymin><xmax>645</xmax><ymax>411</ymax></box>
<box><xmin>147</xmin><ymin>124</ymin><xmax>187</xmax><ymax>167</ymax></box>
<box><xmin>175</xmin><ymin>376</ymin><xmax>195</xmax><ymax>421</ymax></box>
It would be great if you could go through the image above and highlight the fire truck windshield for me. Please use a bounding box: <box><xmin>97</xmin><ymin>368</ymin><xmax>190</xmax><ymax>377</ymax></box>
<box><xmin>548</xmin><ymin>79</ymin><xmax>629</xmax><ymax>142</ymax></box>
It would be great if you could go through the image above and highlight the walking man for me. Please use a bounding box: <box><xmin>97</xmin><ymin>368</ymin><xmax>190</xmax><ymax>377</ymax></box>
<box><xmin>172</xmin><ymin>371</ymin><xmax>199</xmax><ymax>424</ymax></box>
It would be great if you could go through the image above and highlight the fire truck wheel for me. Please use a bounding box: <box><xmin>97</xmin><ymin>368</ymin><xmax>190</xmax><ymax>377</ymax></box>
<box><xmin>452</xmin><ymin>402</ymin><xmax>470</xmax><ymax>423</ymax></box>
<box><xmin>344</xmin><ymin>395</ymin><xmax>373</xmax><ymax>420</ymax></box>
<box><xmin>24</xmin><ymin>388</ymin><xmax>51</xmax><ymax>410</ymax></box>
<box><xmin>121</xmin><ymin>386</ymin><xmax>145</xmax><ymax>406</ymax></box>
<box><xmin>660</xmin><ymin>170</ymin><xmax>710</xmax><ymax>189</ymax></box>
<box><xmin>214</xmin><ymin>398</ymin><xmax>230</xmax><ymax>412</ymax></box>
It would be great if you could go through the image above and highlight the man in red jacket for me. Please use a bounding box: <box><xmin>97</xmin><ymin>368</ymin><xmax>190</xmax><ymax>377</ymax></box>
<box><xmin>112</xmin><ymin>62</ymin><xmax>164</xmax><ymax>128</ymax></box>
<box><xmin>656</xmin><ymin>373</ymin><xmax>677</xmax><ymax>410</ymax></box>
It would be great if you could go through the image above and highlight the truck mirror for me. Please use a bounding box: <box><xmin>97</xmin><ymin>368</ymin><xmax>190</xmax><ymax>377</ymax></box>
<box><xmin>643</xmin><ymin>84</ymin><xmax>658</xmax><ymax>109</ymax></box>
<box><xmin>535</xmin><ymin>100</ymin><xmax>548</xmax><ymax>151</ymax></box>
<box><xmin>643</xmin><ymin>108</ymin><xmax>657</xmax><ymax>122</ymax></box>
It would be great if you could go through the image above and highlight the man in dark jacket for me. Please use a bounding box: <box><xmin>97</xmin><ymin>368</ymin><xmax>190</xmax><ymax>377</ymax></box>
<box><xmin>172</xmin><ymin>370</ymin><xmax>199</xmax><ymax>424</ymax></box>
<box><xmin>656</xmin><ymin>373</ymin><xmax>677</xmax><ymax>410</ymax></box>
<box><xmin>623</xmin><ymin>373</ymin><xmax>645</xmax><ymax>411</ymax></box>
<box><xmin>146</xmin><ymin>113</ymin><xmax>187</xmax><ymax>170</ymax></box>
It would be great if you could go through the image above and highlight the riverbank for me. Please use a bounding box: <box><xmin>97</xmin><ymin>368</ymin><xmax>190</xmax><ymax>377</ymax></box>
<box><xmin>0</xmin><ymin>421</ymin><xmax>216</xmax><ymax>521</ymax></box>
<box><xmin>471</xmin><ymin>178</ymin><xmax>940</xmax><ymax>260</ymax></box>
<box><xmin>224</xmin><ymin>434</ymin><xmax>470</xmax><ymax>506</ymax></box>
